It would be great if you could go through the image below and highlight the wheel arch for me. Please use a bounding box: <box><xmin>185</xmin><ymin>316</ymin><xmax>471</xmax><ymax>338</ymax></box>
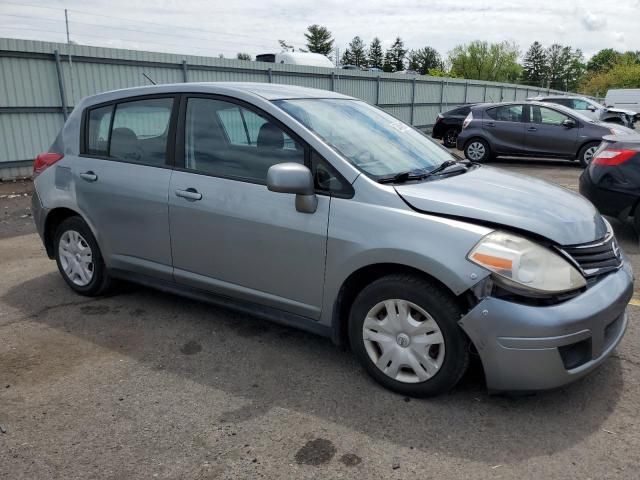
<box><xmin>330</xmin><ymin>262</ymin><xmax>473</xmax><ymax>347</ymax></box>
<box><xmin>576</xmin><ymin>139</ymin><xmax>601</xmax><ymax>159</ymax></box>
<box><xmin>43</xmin><ymin>207</ymin><xmax>90</xmax><ymax>258</ymax></box>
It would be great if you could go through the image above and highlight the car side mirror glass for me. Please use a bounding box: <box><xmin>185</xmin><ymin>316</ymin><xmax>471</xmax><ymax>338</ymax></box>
<box><xmin>562</xmin><ymin>119</ymin><xmax>576</xmax><ymax>128</ymax></box>
<box><xmin>267</xmin><ymin>163</ymin><xmax>318</xmax><ymax>213</ymax></box>
<box><xmin>588</xmin><ymin>105</ymin><xmax>597</xmax><ymax>112</ymax></box>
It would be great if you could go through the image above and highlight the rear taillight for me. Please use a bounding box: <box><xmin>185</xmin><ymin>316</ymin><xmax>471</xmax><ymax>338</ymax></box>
<box><xmin>462</xmin><ymin>112</ymin><xmax>473</xmax><ymax>129</ymax></box>
<box><xmin>592</xmin><ymin>148</ymin><xmax>636</xmax><ymax>166</ymax></box>
<box><xmin>33</xmin><ymin>152</ymin><xmax>64</xmax><ymax>176</ymax></box>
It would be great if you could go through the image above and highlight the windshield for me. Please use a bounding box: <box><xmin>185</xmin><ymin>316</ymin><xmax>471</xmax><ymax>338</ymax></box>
<box><xmin>274</xmin><ymin>99</ymin><xmax>455</xmax><ymax>179</ymax></box>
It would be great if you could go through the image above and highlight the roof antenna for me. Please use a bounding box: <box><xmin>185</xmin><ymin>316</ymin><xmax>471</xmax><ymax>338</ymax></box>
<box><xmin>142</xmin><ymin>73</ymin><xmax>157</xmax><ymax>85</ymax></box>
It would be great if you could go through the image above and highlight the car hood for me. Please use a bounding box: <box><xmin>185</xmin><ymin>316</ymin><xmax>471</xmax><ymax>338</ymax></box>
<box><xmin>606</xmin><ymin>107</ymin><xmax>638</xmax><ymax>116</ymax></box>
<box><xmin>395</xmin><ymin>165</ymin><xmax>607</xmax><ymax>245</ymax></box>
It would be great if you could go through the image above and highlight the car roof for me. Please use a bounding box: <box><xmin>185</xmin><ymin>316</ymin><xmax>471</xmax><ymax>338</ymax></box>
<box><xmin>81</xmin><ymin>82</ymin><xmax>355</xmax><ymax>106</ymax></box>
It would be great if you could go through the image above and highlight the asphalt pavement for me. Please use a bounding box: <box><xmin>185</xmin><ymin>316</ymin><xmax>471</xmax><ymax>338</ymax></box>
<box><xmin>1</xmin><ymin>159</ymin><xmax>639</xmax><ymax>479</ymax></box>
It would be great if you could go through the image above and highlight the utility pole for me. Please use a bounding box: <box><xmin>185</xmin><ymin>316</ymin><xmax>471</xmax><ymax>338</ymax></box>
<box><xmin>65</xmin><ymin>9</ymin><xmax>76</xmax><ymax>105</ymax></box>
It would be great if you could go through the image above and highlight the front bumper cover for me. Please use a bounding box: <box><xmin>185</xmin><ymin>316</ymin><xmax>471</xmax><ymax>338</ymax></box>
<box><xmin>459</xmin><ymin>260</ymin><xmax>634</xmax><ymax>392</ymax></box>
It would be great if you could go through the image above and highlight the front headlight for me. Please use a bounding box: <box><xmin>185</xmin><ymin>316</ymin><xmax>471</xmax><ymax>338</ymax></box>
<box><xmin>468</xmin><ymin>231</ymin><xmax>586</xmax><ymax>294</ymax></box>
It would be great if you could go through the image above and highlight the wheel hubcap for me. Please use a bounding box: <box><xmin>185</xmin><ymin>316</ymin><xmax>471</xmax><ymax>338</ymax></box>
<box><xmin>362</xmin><ymin>299</ymin><xmax>445</xmax><ymax>384</ymax></box>
<box><xmin>58</xmin><ymin>230</ymin><xmax>94</xmax><ymax>286</ymax></box>
<box><xmin>467</xmin><ymin>142</ymin><xmax>485</xmax><ymax>160</ymax></box>
<box><xmin>584</xmin><ymin>146</ymin><xmax>597</xmax><ymax>163</ymax></box>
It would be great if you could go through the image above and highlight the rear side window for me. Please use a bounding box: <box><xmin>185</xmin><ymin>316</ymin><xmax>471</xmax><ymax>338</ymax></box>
<box><xmin>87</xmin><ymin>105</ymin><xmax>113</xmax><ymax>156</ymax></box>
<box><xmin>486</xmin><ymin>105</ymin><xmax>523</xmax><ymax>122</ymax></box>
<box><xmin>85</xmin><ymin>97</ymin><xmax>174</xmax><ymax>166</ymax></box>
<box><xmin>110</xmin><ymin>98</ymin><xmax>173</xmax><ymax>165</ymax></box>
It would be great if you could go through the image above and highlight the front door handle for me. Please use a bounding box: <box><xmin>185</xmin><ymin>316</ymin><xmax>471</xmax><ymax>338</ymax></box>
<box><xmin>527</xmin><ymin>127</ymin><xmax>537</xmax><ymax>132</ymax></box>
<box><xmin>175</xmin><ymin>188</ymin><xmax>202</xmax><ymax>201</ymax></box>
<box><xmin>485</xmin><ymin>122</ymin><xmax>495</xmax><ymax>127</ymax></box>
<box><xmin>80</xmin><ymin>171</ymin><xmax>98</xmax><ymax>182</ymax></box>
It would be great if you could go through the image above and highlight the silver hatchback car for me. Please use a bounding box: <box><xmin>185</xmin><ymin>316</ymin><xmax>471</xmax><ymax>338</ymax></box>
<box><xmin>32</xmin><ymin>83</ymin><xmax>634</xmax><ymax>397</ymax></box>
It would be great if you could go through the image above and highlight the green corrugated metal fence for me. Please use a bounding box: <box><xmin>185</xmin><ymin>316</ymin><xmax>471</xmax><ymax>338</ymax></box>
<box><xmin>0</xmin><ymin>37</ymin><xmax>568</xmax><ymax>179</ymax></box>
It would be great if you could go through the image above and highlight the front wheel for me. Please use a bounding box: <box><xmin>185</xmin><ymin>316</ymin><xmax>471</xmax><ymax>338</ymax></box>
<box><xmin>348</xmin><ymin>274</ymin><xmax>469</xmax><ymax>397</ymax></box>
<box><xmin>578</xmin><ymin>142</ymin><xmax>600</xmax><ymax>168</ymax></box>
<box><xmin>464</xmin><ymin>138</ymin><xmax>491</xmax><ymax>162</ymax></box>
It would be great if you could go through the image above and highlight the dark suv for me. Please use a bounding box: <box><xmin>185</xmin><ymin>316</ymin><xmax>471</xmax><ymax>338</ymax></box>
<box><xmin>457</xmin><ymin>101</ymin><xmax>634</xmax><ymax>167</ymax></box>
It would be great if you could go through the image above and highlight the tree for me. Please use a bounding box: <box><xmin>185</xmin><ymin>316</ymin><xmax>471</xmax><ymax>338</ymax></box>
<box><xmin>581</xmin><ymin>62</ymin><xmax>640</xmax><ymax>96</ymax></box>
<box><xmin>448</xmin><ymin>40</ymin><xmax>520</xmax><ymax>82</ymax></box>
<box><xmin>522</xmin><ymin>41</ymin><xmax>547</xmax><ymax>87</ymax></box>
<box><xmin>304</xmin><ymin>25</ymin><xmax>334</xmax><ymax>56</ymax></box>
<box><xmin>383</xmin><ymin>37</ymin><xmax>406</xmax><ymax>72</ymax></box>
<box><xmin>236</xmin><ymin>52</ymin><xmax>252</xmax><ymax>61</ymax></box>
<box><xmin>586</xmin><ymin>48</ymin><xmax>621</xmax><ymax>74</ymax></box>
<box><xmin>545</xmin><ymin>44</ymin><xmax>584</xmax><ymax>90</ymax></box>
<box><xmin>347</xmin><ymin>36</ymin><xmax>367</xmax><ymax>67</ymax></box>
<box><xmin>407</xmin><ymin>46</ymin><xmax>443</xmax><ymax>74</ymax></box>
<box><xmin>367</xmin><ymin>37</ymin><xmax>384</xmax><ymax>69</ymax></box>
<box><xmin>341</xmin><ymin>48</ymin><xmax>354</xmax><ymax>66</ymax></box>
<box><xmin>278</xmin><ymin>39</ymin><xmax>294</xmax><ymax>52</ymax></box>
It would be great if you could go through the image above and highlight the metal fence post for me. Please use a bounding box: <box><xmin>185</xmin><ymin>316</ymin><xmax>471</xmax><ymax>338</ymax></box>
<box><xmin>499</xmin><ymin>85</ymin><xmax>504</xmax><ymax>102</ymax></box>
<box><xmin>376</xmin><ymin>75</ymin><xmax>381</xmax><ymax>105</ymax></box>
<box><xmin>267</xmin><ymin>68</ymin><xmax>273</xmax><ymax>83</ymax></box>
<box><xmin>181</xmin><ymin>60</ymin><xmax>188</xmax><ymax>82</ymax></box>
<box><xmin>483</xmin><ymin>84</ymin><xmax>488</xmax><ymax>102</ymax></box>
<box><xmin>463</xmin><ymin>81</ymin><xmax>468</xmax><ymax>103</ymax></box>
<box><xmin>331</xmin><ymin>71</ymin><xmax>335</xmax><ymax>91</ymax></box>
<box><xmin>439</xmin><ymin>79</ymin><xmax>445</xmax><ymax>112</ymax></box>
<box><xmin>53</xmin><ymin>50</ymin><xmax>68</xmax><ymax>120</ymax></box>
<box><xmin>410</xmin><ymin>77</ymin><xmax>417</xmax><ymax>125</ymax></box>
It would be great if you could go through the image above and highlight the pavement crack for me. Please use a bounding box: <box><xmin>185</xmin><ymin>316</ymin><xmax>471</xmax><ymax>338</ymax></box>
<box><xmin>0</xmin><ymin>298</ymin><xmax>98</xmax><ymax>327</ymax></box>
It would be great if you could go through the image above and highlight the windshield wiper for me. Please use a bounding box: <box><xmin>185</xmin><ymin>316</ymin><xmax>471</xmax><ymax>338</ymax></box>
<box><xmin>377</xmin><ymin>160</ymin><xmax>463</xmax><ymax>184</ymax></box>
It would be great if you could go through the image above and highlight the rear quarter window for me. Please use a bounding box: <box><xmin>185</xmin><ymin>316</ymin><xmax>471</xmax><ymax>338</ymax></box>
<box><xmin>86</xmin><ymin>105</ymin><xmax>113</xmax><ymax>156</ymax></box>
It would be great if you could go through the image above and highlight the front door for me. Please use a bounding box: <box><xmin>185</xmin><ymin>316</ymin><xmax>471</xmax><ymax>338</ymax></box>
<box><xmin>74</xmin><ymin>96</ymin><xmax>176</xmax><ymax>280</ymax></box>
<box><xmin>168</xmin><ymin>96</ymin><xmax>329</xmax><ymax>319</ymax></box>
<box><xmin>525</xmin><ymin>105</ymin><xmax>578</xmax><ymax>157</ymax></box>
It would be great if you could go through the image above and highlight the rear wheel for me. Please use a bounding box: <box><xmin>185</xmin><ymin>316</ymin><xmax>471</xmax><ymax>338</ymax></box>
<box><xmin>578</xmin><ymin>142</ymin><xmax>600</xmax><ymax>168</ymax></box>
<box><xmin>348</xmin><ymin>274</ymin><xmax>469</xmax><ymax>397</ymax></box>
<box><xmin>464</xmin><ymin>138</ymin><xmax>491</xmax><ymax>162</ymax></box>
<box><xmin>443</xmin><ymin>128</ymin><xmax>460</xmax><ymax>148</ymax></box>
<box><xmin>54</xmin><ymin>216</ymin><xmax>111</xmax><ymax>296</ymax></box>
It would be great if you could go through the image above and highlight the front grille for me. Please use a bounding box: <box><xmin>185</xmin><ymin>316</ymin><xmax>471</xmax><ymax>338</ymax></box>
<box><xmin>559</xmin><ymin>233</ymin><xmax>622</xmax><ymax>278</ymax></box>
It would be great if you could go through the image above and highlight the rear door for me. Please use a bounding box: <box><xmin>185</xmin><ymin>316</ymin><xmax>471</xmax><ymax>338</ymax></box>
<box><xmin>482</xmin><ymin>104</ymin><xmax>526</xmax><ymax>154</ymax></box>
<box><xmin>525</xmin><ymin>105</ymin><xmax>578</xmax><ymax>157</ymax></box>
<box><xmin>168</xmin><ymin>95</ymin><xmax>330</xmax><ymax>319</ymax></box>
<box><xmin>75</xmin><ymin>96</ymin><xmax>176</xmax><ymax>280</ymax></box>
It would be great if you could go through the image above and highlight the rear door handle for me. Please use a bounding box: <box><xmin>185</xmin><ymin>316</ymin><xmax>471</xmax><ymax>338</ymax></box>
<box><xmin>486</xmin><ymin>122</ymin><xmax>495</xmax><ymax>127</ymax></box>
<box><xmin>80</xmin><ymin>171</ymin><xmax>98</xmax><ymax>182</ymax></box>
<box><xmin>175</xmin><ymin>188</ymin><xmax>202</xmax><ymax>201</ymax></box>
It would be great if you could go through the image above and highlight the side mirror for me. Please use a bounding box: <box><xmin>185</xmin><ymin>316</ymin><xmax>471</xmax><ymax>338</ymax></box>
<box><xmin>562</xmin><ymin>118</ymin><xmax>576</xmax><ymax>128</ymax></box>
<box><xmin>587</xmin><ymin>105</ymin><xmax>597</xmax><ymax>112</ymax></box>
<box><xmin>267</xmin><ymin>163</ymin><xmax>318</xmax><ymax>214</ymax></box>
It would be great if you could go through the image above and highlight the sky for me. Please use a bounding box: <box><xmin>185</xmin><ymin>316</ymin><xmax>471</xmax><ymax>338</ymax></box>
<box><xmin>0</xmin><ymin>0</ymin><xmax>638</xmax><ymax>61</ymax></box>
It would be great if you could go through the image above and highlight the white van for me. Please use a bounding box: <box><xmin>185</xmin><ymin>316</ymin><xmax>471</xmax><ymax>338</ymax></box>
<box><xmin>256</xmin><ymin>52</ymin><xmax>335</xmax><ymax>68</ymax></box>
<box><xmin>605</xmin><ymin>89</ymin><xmax>640</xmax><ymax>112</ymax></box>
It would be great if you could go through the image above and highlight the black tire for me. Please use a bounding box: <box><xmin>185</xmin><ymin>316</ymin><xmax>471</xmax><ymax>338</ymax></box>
<box><xmin>578</xmin><ymin>141</ymin><xmax>600</xmax><ymax>168</ymax></box>
<box><xmin>348</xmin><ymin>274</ymin><xmax>469</xmax><ymax>397</ymax></box>
<box><xmin>464</xmin><ymin>138</ymin><xmax>491</xmax><ymax>163</ymax></box>
<box><xmin>443</xmin><ymin>128</ymin><xmax>459</xmax><ymax>148</ymax></box>
<box><xmin>54</xmin><ymin>216</ymin><xmax>111</xmax><ymax>296</ymax></box>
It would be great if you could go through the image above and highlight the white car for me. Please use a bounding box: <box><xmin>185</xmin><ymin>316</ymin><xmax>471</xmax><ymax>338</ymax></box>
<box><xmin>529</xmin><ymin>95</ymin><xmax>638</xmax><ymax>129</ymax></box>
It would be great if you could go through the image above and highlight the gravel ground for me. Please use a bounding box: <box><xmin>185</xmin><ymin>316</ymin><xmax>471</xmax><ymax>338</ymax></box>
<box><xmin>1</xmin><ymin>160</ymin><xmax>638</xmax><ymax>479</ymax></box>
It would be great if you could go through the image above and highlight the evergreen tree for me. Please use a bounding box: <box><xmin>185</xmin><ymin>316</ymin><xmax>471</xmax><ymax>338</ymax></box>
<box><xmin>382</xmin><ymin>50</ymin><xmax>394</xmax><ymax>72</ymax></box>
<box><xmin>236</xmin><ymin>52</ymin><xmax>252</xmax><ymax>61</ymax></box>
<box><xmin>348</xmin><ymin>36</ymin><xmax>367</xmax><ymax>67</ymax></box>
<box><xmin>522</xmin><ymin>41</ymin><xmax>547</xmax><ymax>87</ymax></box>
<box><xmin>367</xmin><ymin>37</ymin><xmax>384</xmax><ymax>69</ymax></box>
<box><xmin>389</xmin><ymin>37</ymin><xmax>407</xmax><ymax>71</ymax></box>
<box><xmin>304</xmin><ymin>25</ymin><xmax>334</xmax><ymax>56</ymax></box>
<box><xmin>341</xmin><ymin>48</ymin><xmax>354</xmax><ymax>66</ymax></box>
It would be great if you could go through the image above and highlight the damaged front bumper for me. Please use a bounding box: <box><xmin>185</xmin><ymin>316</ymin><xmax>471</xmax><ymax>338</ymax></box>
<box><xmin>458</xmin><ymin>260</ymin><xmax>634</xmax><ymax>392</ymax></box>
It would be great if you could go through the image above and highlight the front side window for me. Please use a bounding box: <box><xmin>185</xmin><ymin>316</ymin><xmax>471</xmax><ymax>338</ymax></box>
<box><xmin>532</xmin><ymin>106</ymin><xmax>570</xmax><ymax>125</ymax></box>
<box><xmin>486</xmin><ymin>105</ymin><xmax>523</xmax><ymax>122</ymax></box>
<box><xmin>184</xmin><ymin>98</ymin><xmax>305</xmax><ymax>182</ymax></box>
<box><xmin>572</xmin><ymin>99</ymin><xmax>590</xmax><ymax>110</ymax></box>
<box><xmin>109</xmin><ymin>98</ymin><xmax>173</xmax><ymax>165</ymax></box>
<box><xmin>275</xmin><ymin>99</ymin><xmax>454</xmax><ymax>179</ymax></box>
